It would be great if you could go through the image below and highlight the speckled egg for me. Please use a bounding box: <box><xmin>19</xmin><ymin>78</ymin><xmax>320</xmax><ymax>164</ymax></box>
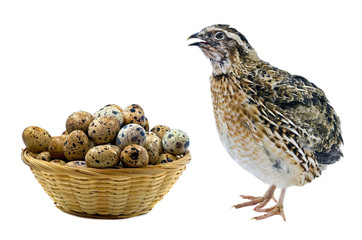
<box><xmin>63</xmin><ymin>130</ymin><xmax>90</xmax><ymax>161</ymax></box>
<box><xmin>48</xmin><ymin>135</ymin><xmax>67</xmax><ymax>159</ymax></box>
<box><xmin>120</xmin><ymin>144</ymin><xmax>149</xmax><ymax>168</ymax></box>
<box><xmin>94</xmin><ymin>106</ymin><xmax>123</xmax><ymax>127</ymax></box>
<box><xmin>162</xmin><ymin>129</ymin><xmax>190</xmax><ymax>155</ymax></box>
<box><xmin>104</xmin><ymin>104</ymin><xmax>123</xmax><ymax>112</ymax></box>
<box><xmin>36</xmin><ymin>151</ymin><xmax>51</xmax><ymax>161</ymax></box>
<box><xmin>66</xmin><ymin>160</ymin><xmax>87</xmax><ymax>167</ymax></box>
<box><xmin>143</xmin><ymin>117</ymin><xmax>149</xmax><ymax>131</ymax></box>
<box><xmin>144</xmin><ymin>132</ymin><xmax>162</xmax><ymax>165</ymax></box>
<box><xmin>22</xmin><ymin>126</ymin><xmax>52</xmax><ymax>153</ymax></box>
<box><xmin>116</xmin><ymin>124</ymin><xmax>146</xmax><ymax>150</ymax></box>
<box><xmin>150</xmin><ymin>125</ymin><xmax>171</xmax><ymax>140</ymax></box>
<box><xmin>85</xmin><ymin>145</ymin><xmax>121</xmax><ymax>168</ymax></box>
<box><xmin>66</xmin><ymin>111</ymin><xmax>94</xmax><ymax>134</ymax></box>
<box><xmin>155</xmin><ymin>153</ymin><xmax>176</xmax><ymax>164</ymax></box>
<box><xmin>88</xmin><ymin>116</ymin><xmax>121</xmax><ymax>145</ymax></box>
<box><xmin>49</xmin><ymin>159</ymin><xmax>66</xmax><ymax>165</ymax></box>
<box><xmin>122</xmin><ymin>104</ymin><xmax>146</xmax><ymax>126</ymax></box>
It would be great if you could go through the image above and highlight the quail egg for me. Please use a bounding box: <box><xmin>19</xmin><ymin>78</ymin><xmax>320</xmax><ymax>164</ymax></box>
<box><xmin>36</xmin><ymin>151</ymin><xmax>51</xmax><ymax>161</ymax></box>
<box><xmin>104</xmin><ymin>104</ymin><xmax>123</xmax><ymax>112</ymax></box>
<box><xmin>94</xmin><ymin>106</ymin><xmax>123</xmax><ymax>127</ymax></box>
<box><xmin>120</xmin><ymin>144</ymin><xmax>149</xmax><ymax>168</ymax></box>
<box><xmin>143</xmin><ymin>117</ymin><xmax>150</xmax><ymax>131</ymax></box>
<box><xmin>155</xmin><ymin>153</ymin><xmax>176</xmax><ymax>164</ymax></box>
<box><xmin>122</xmin><ymin>104</ymin><xmax>146</xmax><ymax>126</ymax></box>
<box><xmin>144</xmin><ymin>132</ymin><xmax>162</xmax><ymax>165</ymax></box>
<box><xmin>162</xmin><ymin>129</ymin><xmax>190</xmax><ymax>155</ymax></box>
<box><xmin>150</xmin><ymin>125</ymin><xmax>171</xmax><ymax>140</ymax></box>
<box><xmin>88</xmin><ymin>116</ymin><xmax>121</xmax><ymax>145</ymax></box>
<box><xmin>116</xmin><ymin>123</ymin><xmax>146</xmax><ymax>150</ymax></box>
<box><xmin>22</xmin><ymin>126</ymin><xmax>52</xmax><ymax>153</ymax></box>
<box><xmin>48</xmin><ymin>135</ymin><xmax>67</xmax><ymax>159</ymax></box>
<box><xmin>66</xmin><ymin>160</ymin><xmax>87</xmax><ymax>167</ymax></box>
<box><xmin>85</xmin><ymin>145</ymin><xmax>121</xmax><ymax>168</ymax></box>
<box><xmin>66</xmin><ymin>111</ymin><xmax>94</xmax><ymax>134</ymax></box>
<box><xmin>63</xmin><ymin>130</ymin><xmax>90</xmax><ymax>161</ymax></box>
<box><xmin>49</xmin><ymin>159</ymin><xmax>67</xmax><ymax>165</ymax></box>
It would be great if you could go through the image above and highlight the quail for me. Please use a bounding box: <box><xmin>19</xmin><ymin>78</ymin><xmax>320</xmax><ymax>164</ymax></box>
<box><xmin>188</xmin><ymin>24</ymin><xmax>343</xmax><ymax>221</ymax></box>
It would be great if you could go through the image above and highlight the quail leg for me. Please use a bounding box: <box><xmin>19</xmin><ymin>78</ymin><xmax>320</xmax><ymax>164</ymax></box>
<box><xmin>252</xmin><ymin>188</ymin><xmax>287</xmax><ymax>221</ymax></box>
<box><xmin>233</xmin><ymin>185</ymin><xmax>276</xmax><ymax>210</ymax></box>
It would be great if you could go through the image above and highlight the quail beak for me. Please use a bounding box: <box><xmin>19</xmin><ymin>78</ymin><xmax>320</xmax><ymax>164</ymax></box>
<box><xmin>188</xmin><ymin>32</ymin><xmax>209</xmax><ymax>46</ymax></box>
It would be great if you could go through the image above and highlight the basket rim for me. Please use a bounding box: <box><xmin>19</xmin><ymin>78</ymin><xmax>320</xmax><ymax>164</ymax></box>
<box><xmin>22</xmin><ymin>148</ymin><xmax>191</xmax><ymax>178</ymax></box>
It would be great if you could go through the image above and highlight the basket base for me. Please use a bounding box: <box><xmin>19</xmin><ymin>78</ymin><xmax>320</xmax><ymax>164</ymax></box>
<box><xmin>54</xmin><ymin>203</ymin><xmax>152</xmax><ymax>219</ymax></box>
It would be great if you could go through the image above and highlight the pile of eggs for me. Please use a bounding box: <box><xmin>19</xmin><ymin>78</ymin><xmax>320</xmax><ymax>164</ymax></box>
<box><xmin>22</xmin><ymin>104</ymin><xmax>190</xmax><ymax>168</ymax></box>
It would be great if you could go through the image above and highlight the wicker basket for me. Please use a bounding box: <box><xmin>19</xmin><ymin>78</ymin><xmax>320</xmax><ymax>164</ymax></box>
<box><xmin>22</xmin><ymin>149</ymin><xmax>191</xmax><ymax>219</ymax></box>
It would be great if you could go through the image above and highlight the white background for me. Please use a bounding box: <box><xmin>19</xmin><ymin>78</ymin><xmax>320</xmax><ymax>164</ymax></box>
<box><xmin>1</xmin><ymin>0</ymin><xmax>361</xmax><ymax>239</ymax></box>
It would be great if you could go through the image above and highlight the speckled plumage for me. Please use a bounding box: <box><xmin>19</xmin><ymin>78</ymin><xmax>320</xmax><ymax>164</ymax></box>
<box><xmin>189</xmin><ymin>24</ymin><xmax>343</xmax><ymax>220</ymax></box>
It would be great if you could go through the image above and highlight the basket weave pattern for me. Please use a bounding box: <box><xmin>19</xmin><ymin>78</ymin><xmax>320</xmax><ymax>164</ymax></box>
<box><xmin>22</xmin><ymin>149</ymin><xmax>191</xmax><ymax>219</ymax></box>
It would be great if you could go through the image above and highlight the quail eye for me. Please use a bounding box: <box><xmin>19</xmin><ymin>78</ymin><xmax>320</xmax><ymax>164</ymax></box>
<box><xmin>214</xmin><ymin>32</ymin><xmax>225</xmax><ymax>40</ymax></box>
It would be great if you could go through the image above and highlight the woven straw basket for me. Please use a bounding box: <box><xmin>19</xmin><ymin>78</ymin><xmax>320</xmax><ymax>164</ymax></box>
<box><xmin>22</xmin><ymin>149</ymin><xmax>191</xmax><ymax>219</ymax></box>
